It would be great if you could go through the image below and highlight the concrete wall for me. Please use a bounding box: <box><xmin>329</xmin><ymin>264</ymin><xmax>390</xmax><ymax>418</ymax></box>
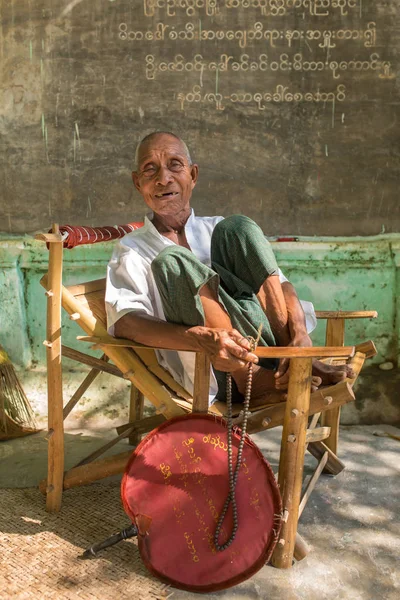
<box><xmin>0</xmin><ymin>233</ymin><xmax>398</xmax><ymax>426</ymax></box>
<box><xmin>1</xmin><ymin>1</ymin><xmax>399</xmax><ymax>236</ymax></box>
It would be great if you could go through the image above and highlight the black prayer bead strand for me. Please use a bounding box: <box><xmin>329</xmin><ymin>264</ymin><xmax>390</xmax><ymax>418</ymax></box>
<box><xmin>214</xmin><ymin>360</ymin><xmax>253</xmax><ymax>552</ymax></box>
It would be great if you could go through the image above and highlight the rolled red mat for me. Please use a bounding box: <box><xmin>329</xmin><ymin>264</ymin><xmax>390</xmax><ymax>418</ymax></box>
<box><xmin>51</xmin><ymin>222</ymin><xmax>144</xmax><ymax>249</ymax></box>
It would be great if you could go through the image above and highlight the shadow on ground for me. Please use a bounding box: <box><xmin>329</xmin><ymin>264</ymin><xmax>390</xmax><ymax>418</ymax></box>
<box><xmin>0</xmin><ymin>425</ymin><xmax>399</xmax><ymax>600</ymax></box>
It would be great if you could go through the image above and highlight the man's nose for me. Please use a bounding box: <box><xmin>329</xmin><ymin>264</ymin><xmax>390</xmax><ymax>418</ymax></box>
<box><xmin>155</xmin><ymin>165</ymin><xmax>174</xmax><ymax>186</ymax></box>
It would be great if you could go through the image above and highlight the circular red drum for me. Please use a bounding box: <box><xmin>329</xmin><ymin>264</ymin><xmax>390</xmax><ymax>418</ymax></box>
<box><xmin>121</xmin><ymin>414</ymin><xmax>282</xmax><ymax>592</ymax></box>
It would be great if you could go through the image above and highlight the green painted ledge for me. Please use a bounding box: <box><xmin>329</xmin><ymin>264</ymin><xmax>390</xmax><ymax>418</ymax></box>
<box><xmin>0</xmin><ymin>233</ymin><xmax>398</xmax><ymax>370</ymax></box>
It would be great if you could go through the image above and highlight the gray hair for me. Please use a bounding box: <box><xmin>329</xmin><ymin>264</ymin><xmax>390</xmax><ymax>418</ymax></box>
<box><xmin>133</xmin><ymin>132</ymin><xmax>192</xmax><ymax>171</ymax></box>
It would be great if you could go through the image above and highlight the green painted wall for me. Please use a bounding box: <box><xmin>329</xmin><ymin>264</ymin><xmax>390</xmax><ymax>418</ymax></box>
<box><xmin>0</xmin><ymin>234</ymin><xmax>399</xmax><ymax>424</ymax></box>
<box><xmin>0</xmin><ymin>234</ymin><xmax>398</xmax><ymax>367</ymax></box>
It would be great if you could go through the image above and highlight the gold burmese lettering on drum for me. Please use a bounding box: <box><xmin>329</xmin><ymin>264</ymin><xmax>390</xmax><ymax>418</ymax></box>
<box><xmin>158</xmin><ymin>436</ymin><xmax>270</xmax><ymax>562</ymax></box>
<box><xmin>142</xmin><ymin>0</ymin><xmax>360</xmax><ymax>18</ymax></box>
<box><xmin>170</xmin><ymin>439</ymin><xmax>229</xmax><ymax>557</ymax></box>
<box><xmin>119</xmin><ymin>22</ymin><xmax>377</xmax><ymax>50</ymax></box>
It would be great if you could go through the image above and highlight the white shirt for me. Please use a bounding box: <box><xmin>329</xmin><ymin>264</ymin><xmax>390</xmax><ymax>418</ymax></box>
<box><xmin>106</xmin><ymin>211</ymin><xmax>316</xmax><ymax>404</ymax></box>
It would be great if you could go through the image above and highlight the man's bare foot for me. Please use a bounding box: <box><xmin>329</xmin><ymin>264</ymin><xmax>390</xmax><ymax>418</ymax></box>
<box><xmin>249</xmin><ymin>391</ymin><xmax>285</xmax><ymax>408</ymax></box>
<box><xmin>232</xmin><ymin>364</ymin><xmax>321</xmax><ymax>404</ymax></box>
<box><xmin>275</xmin><ymin>375</ymin><xmax>322</xmax><ymax>393</ymax></box>
<box><xmin>312</xmin><ymin>360</ymin><xmax>355</xmax><ymax>386</ymax></box>
<box><xmin>233</xmin><ymin>364</ymin><xmax>282</xmax><ymax>402</ymax></box>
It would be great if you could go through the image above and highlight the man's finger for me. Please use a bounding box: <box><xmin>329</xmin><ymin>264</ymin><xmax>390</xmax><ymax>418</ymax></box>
<box><xmin>227</xmin><ymin>343</ymin><xmax>258</xmax><ymax>364</ymax></box>
<box><xmin>212</xmin><ymin>356</ymin><xmax>247</xmax><ymax>372</ymax></box>
<box><xmin>275</xmin><ymin>357</ymin><xmax>289</xmax><ymax>379</ymax></box>
<box><xmin>275</xmin><ymin>367</ymin><xmax>290</xmax><ymax>389</ymax></box>
<box><xmin>229</xmin><ymin>330</ymin><xmax>251</xmax><ymax>350</ymax></box>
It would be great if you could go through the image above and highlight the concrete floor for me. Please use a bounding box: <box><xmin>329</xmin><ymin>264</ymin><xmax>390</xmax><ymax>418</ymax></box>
<box><xmin>1</xmin><ymin>423</ymin><xmax>399</xmax><ymax>599</ymax></box>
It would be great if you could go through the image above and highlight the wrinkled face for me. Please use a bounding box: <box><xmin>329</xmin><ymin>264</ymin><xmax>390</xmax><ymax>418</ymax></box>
<box><xmin>132</xmin><ymin>134</ymin><xmax>198</xmax><ymax>218</ymax></box>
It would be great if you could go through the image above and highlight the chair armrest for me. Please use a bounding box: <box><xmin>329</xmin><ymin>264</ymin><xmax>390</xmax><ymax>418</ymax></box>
<box><xmin>315</xmin><ymin>311</ymin><xmax>378</xmax><ymax>319</ymax></box>
<box><xmin>355</xmin><ymin>340</ymin><xmax>377</xmax><ymax>358</ymax></box>
<box><xmin>77</xmin><ymin>335</ymin><xmax>152</xmax><ymax>349</ymax></box>
<box><xmin>76</xmin><ymin>335</ymin><xmax>354</xmax><ymax>359</ymax></box>
<box><xmin>255</xmin><ymin>347</ymin><xmax>355</xmax><ymax>359</ymax></box>
<box><xmin>35</xmin><ymin>232</ymin><xmax>63</xmax><ymax>243</ymax></box>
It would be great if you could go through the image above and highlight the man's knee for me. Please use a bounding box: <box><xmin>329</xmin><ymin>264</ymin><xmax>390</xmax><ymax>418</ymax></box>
<box><xmin>213</xmin><ymin>214</ymin><xmax>257</xmax><ymax>236</ymax></box>
<box><xmin>211</xmin><ymin>215</ymin><xmax>278</xmax><ymax>293</ymax></box>
<box><xmin>151</xmin><ymin>245</ymin><xmax>191</xmax><ymax>283</ymax></box>
<box><xmin>151</xmin><ymin>246</ymin><xmax>215</xmax><ymax>326</ymax></box>
<box><xmin>212</xmin><ymin>215</ymin><xmax>273</xmax><ymax>251</ymax></box>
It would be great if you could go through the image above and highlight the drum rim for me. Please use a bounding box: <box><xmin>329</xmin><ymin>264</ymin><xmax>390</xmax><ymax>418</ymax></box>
<box><xmin>121</xmin><ymin>413</ymin><xmax>282</xmax><ymax>592</ymax></box>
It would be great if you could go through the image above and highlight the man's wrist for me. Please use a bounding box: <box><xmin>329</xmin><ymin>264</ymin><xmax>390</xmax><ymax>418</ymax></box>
<box><xmin>288</xmin><ymin>317</ymin><xmax>309</xmax><ymax>341</ymax></box>
<box><xmin>291</xmin><ymin>330</ymin><xmax>312</xmax><ymax>347</ymax></box>
<box><xmin>184</xmin><ymin>325</ymin><xmax>210</xmax><ymax>351</ymax></box>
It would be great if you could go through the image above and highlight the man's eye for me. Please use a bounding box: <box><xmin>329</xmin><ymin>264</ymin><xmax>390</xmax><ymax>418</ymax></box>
<box><xmin>169</xmin><ymin>161</ymin><xmax>183</xmax><ymax>170</ymax></box>
<box><xmin>142</xmin><ymin>166</ymin><xmax>156</xmax><ymax>175</ymax></box>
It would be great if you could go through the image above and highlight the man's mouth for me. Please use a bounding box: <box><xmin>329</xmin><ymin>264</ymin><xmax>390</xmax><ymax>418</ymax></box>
<box><xmin>154</xmin><ymin>192</ymin><xmax>178</xmax><ymax>198</ymax></box>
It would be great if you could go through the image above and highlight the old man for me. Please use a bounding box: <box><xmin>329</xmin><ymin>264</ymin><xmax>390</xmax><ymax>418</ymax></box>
<box><xmin>106</xmin><ymin>132</ymin><xmax>352</xmax><ymax>406</ymax></box>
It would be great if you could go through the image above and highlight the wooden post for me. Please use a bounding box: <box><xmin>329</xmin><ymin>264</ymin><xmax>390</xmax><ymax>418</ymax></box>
<box><xmin>271</xmin><ymin>357</ymin><xmax>312</xmax><ymax>569</ymax></box>
<box><xmin>321</xmin><ymin>319</ymin><xmax>345</xmax><ymax>456</ymax></box>
<box><xmin>128</xmin><ymin>385</ymin><xmax>145</xmax><ymax>446</ymax></box>
<box><xmin>45</xmin><ymin>224</ymin><xmax>64</xmax><ymax>513</ymax></box>
<box><xmin>39</xmin><ymin>451</ymin><xmax>132</xmax><ymax>494</ymax></box>
<box><xmin>192</xmin><ymin>353</ymin><xmax>210</xmax><ymax>413</ymax></box>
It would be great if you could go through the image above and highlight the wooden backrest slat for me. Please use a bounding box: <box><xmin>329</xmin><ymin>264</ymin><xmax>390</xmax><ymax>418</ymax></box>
<box><xmin>66</xmin><ymin>278</ymin><xmax>106</xmax><ymax>297</ymax></box>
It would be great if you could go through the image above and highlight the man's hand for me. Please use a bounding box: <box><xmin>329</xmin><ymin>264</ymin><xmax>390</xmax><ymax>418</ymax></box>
<box><xmin>115</xmin><ymin>313</ymin><xmax>258</xmax><ymax>371</ymax></box>
<box><xmin>274</xmin><ymin>332</ymin><xmax>313</xmax><ymax>390</ymax></box>
<box><xmin>186</xmin><ymin>326</ymin><xmax>259</xmax><ymax>372</ymax></box>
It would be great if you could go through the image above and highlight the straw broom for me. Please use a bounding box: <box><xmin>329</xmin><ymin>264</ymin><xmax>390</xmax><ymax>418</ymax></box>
<box><xmin>0</xmin><ymin>343</ymin><xmax>40</xmax><ymax>440</ymax></box>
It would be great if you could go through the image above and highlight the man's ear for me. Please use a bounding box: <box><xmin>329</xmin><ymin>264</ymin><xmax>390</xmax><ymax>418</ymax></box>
<box><xmin>132</xmin><ymin>171</ymin><xmax>141</xmax><ymax>192</ymax></box>
<box><xmin>190</xmin><ymin>163</ymin><xmax>199</xmax><ymax>188</ymax></box>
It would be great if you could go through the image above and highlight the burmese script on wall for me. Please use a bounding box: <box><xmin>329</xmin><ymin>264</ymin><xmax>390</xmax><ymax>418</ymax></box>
<box><xmin>0</xmin><ymin>0</ymin><xmax>398</xmax><ymax>235</ymax></box>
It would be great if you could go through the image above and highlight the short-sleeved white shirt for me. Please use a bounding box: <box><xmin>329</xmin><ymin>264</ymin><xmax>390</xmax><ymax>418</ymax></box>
<box><xmin>106</xmin><ymin>210</ymin><xmax>316</xmax><ymax>404</ymax></box>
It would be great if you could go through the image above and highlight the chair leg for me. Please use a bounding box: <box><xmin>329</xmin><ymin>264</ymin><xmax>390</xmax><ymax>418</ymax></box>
<box><xmin>45</xmin><ymin>227</ymin><xmax>64</xmax><ymax>513</ymax></box>
<box><xmin>271</xmin><ymin>357</ymin><xmax>312</xmax><ymax>569</ymax></box>
<box><xmin>192</xmin><ymin>353</ymin><xmax>211</xmax><ymax>414</ymax></box>
<box><xmin>294</xmin><ymin>533</ymin><xmax>311</xmax><ymax>562</ymax></box>
<box><xmin>321</xmin><ymin>319</ymin><xmax>345</xmax><ymax>456</ymax></box>
<box><xmin>128</xmin><ymin>385</ymin><xmax>144</xmax><ymax>446</ymax></box>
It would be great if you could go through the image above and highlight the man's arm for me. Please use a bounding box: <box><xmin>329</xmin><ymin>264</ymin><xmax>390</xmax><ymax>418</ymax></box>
<box><xmin>274</xmin><ymin>281</ymin><xmax>313</xmax><ymax>388</ymax></box>
<box><xmin>114</xmin><ymin>312</ymin><xmax>258</xmax><ymax>372</ymax></box>
<box><xmin>281</xmin><ymin>281</ymin><xmax>312</xmax><ymax>346</ymax></box>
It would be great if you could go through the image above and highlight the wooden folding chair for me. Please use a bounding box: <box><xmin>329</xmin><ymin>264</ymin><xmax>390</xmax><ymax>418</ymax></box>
<box><xmin>35</xmin><ymin>225</ymin><xmax>377</xmax><ymax>569</ymax></box>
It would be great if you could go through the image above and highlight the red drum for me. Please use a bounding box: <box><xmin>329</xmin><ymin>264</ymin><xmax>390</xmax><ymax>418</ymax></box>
<box><xmin>121</xmin><ymin>414</ymin><xmax>282</xmax><ymax>592</ymax></box>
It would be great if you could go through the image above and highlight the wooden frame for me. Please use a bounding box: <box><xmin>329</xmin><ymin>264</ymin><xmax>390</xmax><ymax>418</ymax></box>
<box><xmin>35</xmin><ymin>228</ymin><xmax>377</xmax><ymax>569</ymax></box>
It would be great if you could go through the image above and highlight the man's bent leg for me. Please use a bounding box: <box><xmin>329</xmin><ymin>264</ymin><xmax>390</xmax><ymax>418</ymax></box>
<box><xmin>151</xmin><ymin>246</ymin><xmax>285</xmax><ymax>404</ymax></box>
<box><xmin>198</xmin><ymin>282</ymin><xmax>285</xmax><ymax>404</ymax></box>
<box><xmin>211</xmin><ymin>215</ymin><xmax>291</xmax><ymax>348</ymax></box>
<box><xmin>152</xmin><ymin>246</ymin><xmax>235</xmax><ymax>400</ymax></box>
<box><xmin>211</xmin><ymin>215</ymin><xmax>352</xmax><ymax>387</ymax></box>
<box><xmin>153</xmin><ymin>243</ymin><xmax>275</xmax><ymax>349</ymax></box>
<box><xmin>151</xmin><ymin>245</ymin><xmax>218</xmax><ymax>328</ymax></box>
